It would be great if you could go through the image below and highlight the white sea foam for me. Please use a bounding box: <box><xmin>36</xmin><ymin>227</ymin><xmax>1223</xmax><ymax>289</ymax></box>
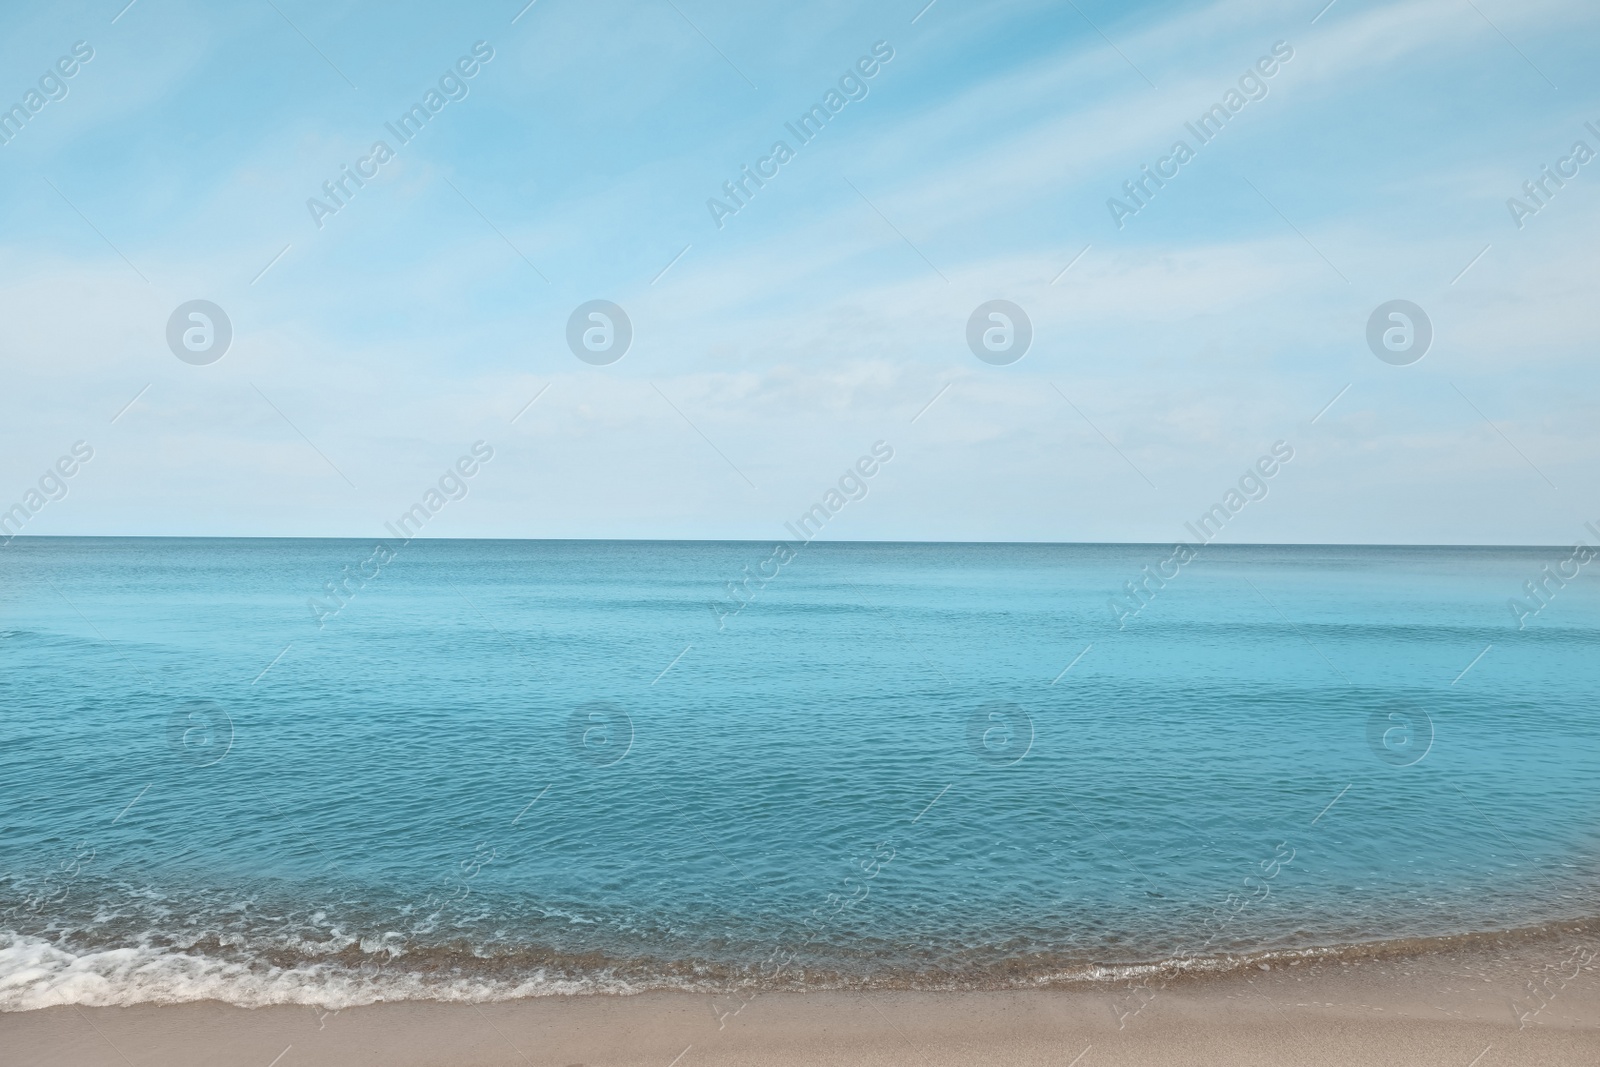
<box><xmin>0</xmin><ymin>933</ymin><xmax>641</xmax><ymax>1012</ymax></box>
<box><xmin>0</xmin><ymin>930</ymin><xmax>1206</xmax><ymax>1011</ymax></box>
<box><xmin>6</xmin><ymin>924</ymin><xmax>1574</xmax><ymax>1012</ymax></box>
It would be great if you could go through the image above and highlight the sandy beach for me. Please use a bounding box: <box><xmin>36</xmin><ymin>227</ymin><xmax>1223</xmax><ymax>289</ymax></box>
<box><xmin>7</xmin><ymin>933</ymin><xmax>1597</xmax><ymax>1067</ymax></box>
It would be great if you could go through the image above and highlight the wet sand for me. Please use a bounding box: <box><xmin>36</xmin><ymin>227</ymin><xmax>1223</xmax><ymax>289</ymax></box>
<box><xmin>5</xmin><ymin>933</ymin><xmax>1597</xmax><ymax>1066</ymax></box>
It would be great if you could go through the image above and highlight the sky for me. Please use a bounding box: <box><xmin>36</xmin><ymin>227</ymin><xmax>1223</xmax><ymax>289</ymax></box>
<box><xmin>1</xmin><ymin>0</ymin><xmax>1597</xmax><ymax>544</ymax></box>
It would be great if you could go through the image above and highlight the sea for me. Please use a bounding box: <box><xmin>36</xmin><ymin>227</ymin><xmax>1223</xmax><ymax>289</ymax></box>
<box><xmin>2</xmin><ymin>538</ymin><xmax>1597</xmax><ymax>1011</ymax></box>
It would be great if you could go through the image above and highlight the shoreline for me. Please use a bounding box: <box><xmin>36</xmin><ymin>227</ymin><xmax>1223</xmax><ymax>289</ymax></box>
<box><xmin>4</xmin><ymin>915</ymin><xmax>1599</xmax><ymax>1012</ymax></box>
<box><xmin>5</xmin><ymin>927</ymin><xmax>1598</xmax><ymax>1066</ymax></box>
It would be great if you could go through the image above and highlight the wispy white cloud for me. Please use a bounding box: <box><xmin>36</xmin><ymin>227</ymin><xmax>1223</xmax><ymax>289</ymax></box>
<box><xmin>0</xmin><ymin>0</ymin><xmax>1596</xmax><ymax>541</ymax></box>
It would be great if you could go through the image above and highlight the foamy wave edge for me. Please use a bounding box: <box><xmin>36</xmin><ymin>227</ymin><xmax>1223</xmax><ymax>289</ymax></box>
<box><xmin>0</xmin><ymin>934</ymin><xmax>1272</xmax><ymax>1011</ymax></box>
<box><xmin>6</xmin><ymin>919</ymin><xmax>1595</xmax><ymax>1011</ymax></box>
<box><xmin>0</xmin><ymin>934</ymin><xmax>655</xmax><ymax>1012</ymax></box>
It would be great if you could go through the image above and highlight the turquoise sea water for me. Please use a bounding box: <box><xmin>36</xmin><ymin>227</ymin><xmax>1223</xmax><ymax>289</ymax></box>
<box><xmin>2</xmin><ymin>538</ymin><xmax>1598</xmax><ymax>1009</ymax></box>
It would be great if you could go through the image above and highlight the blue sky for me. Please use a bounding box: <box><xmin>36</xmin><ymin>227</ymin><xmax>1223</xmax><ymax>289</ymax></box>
<box><xmin>1</xmin><ymin>0</ymin><xmax>1597</xmax><ymax>543</ymax></box>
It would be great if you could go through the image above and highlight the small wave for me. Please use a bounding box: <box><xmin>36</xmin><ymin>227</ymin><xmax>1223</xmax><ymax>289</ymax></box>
<box><xmin>0</xmin><ymin>933</ymin><xmax>647</xmax><ymax>1011</ymax></box>
<box><xmin>4</xmin><ymin>918</ymin><xmax>1596</xmax><ymax>1012</ymax></box>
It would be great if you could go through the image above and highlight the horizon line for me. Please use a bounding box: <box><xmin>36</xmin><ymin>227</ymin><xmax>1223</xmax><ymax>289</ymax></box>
<box><xmin>0</xmin><ymin>535</ymin><xmax>1585</xmax><ymax>550</ymax></box>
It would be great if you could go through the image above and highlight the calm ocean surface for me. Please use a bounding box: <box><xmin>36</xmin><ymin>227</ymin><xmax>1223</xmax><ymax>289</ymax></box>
<box><xmin>2</xmin><ymin>538</ymin><xmax>1598</xmax><ymax>1009</ymax></box>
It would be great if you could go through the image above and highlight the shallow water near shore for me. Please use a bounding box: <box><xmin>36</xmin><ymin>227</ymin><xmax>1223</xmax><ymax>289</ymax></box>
<box><xmin>3</xmin><ymin>538</ymin><xmax>1598</xmax><ymax>1010</ymax></box>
